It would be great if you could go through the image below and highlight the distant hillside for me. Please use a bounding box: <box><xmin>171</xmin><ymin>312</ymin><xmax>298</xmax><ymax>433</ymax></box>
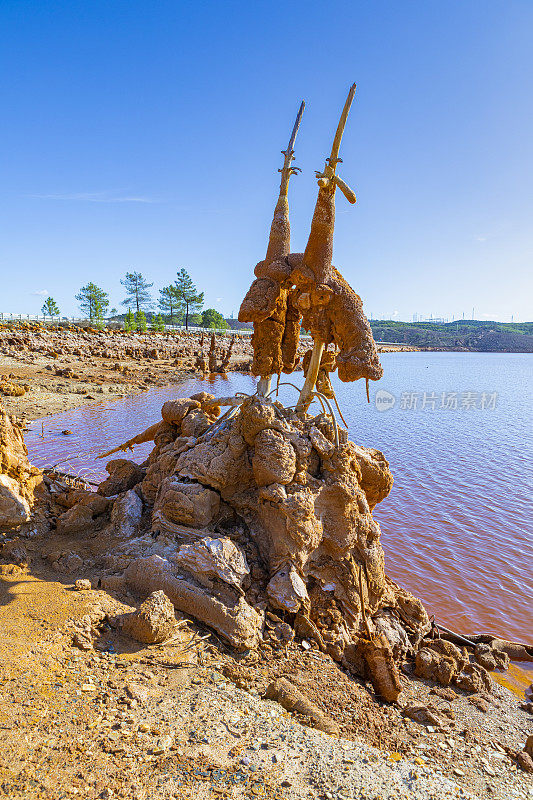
<box><xmin>225</xmin><ymin>318</ymin><xmax>252</xmax><ymax>331</ymax></box>
<box><xmin>104</xmin><ymin>314</ymin><xmax>532</xmax><ymax>351</ymax></box>
<box><xmin>370</xmin><ymin>320</ymin><xmax>533</xmax><ymax>352</ymax></box>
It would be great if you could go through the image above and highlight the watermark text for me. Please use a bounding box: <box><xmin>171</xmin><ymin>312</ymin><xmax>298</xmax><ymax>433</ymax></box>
<box><xmin>375</xmin><ymin>389</ymin><xmax>498</xmax><ymax>412</ymax></box>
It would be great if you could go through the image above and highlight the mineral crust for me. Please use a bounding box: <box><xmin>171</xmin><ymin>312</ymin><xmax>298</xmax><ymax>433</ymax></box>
<box><xmin>0</xmin><ymin>399</ymin><xmax>42</xmax><ymax>527</ymax></box>
<box><xmin>92</xmin><ymin>392</ymin><xmax>433</xmax><ymax>675</ymax></box>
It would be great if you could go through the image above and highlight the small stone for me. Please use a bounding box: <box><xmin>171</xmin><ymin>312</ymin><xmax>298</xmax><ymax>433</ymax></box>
<box><xmin>453</xmin><ymin>768</ymin><xmax>465</xmax><ymax>776</ymax></box>
<box><xmin>516</xmin><ymin>750</ymin><xmax>533</xmax><ymax>774</ymax></box>
<box><xmin>81</xmin><ymin>683</ymin><xmax>96</xmax><ymax>692</ymax></box>
<box><xmin>429</xmin><ymin>686</ymin><xmax>457</xmax><ymax>702</ymax></box>
<box><xmin>75</xmin><ymin>579</ymin><xmax>92</xmax><ymax>591</ymax></box>
<box><xmin>126</xmin><ymin>682</ymin><xmax>149</xmax><ymax>704</ymax></box>
<box><xmin>403</xmin><ymin>704</ymin><xmax>444</xmax><ymax>729</ymax></box>
<box><xmin>301</xmin><ymin>640</ymin><xmax>311</xmax><ymax>650</ymax></box>
<box><xmin>152</xmin><ymin>734</ymin><xmax>173</xmax><ymax>754</ymax></box>
<box><xmin>121</xmin><ymin>590</ymin><xmax>176</xmax><ymax>644</ymax></box>
<box><xmin>274</xmin><ymin>622</ymin><xmax>294</xmax><ymax>642</ymax></box>
<box><xmin>468</xmin><ymin>694</ymin><xmax>489</xmax><ymax>712</ymax></box>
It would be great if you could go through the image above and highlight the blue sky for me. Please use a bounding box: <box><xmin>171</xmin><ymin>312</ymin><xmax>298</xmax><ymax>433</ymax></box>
<box><xmin>1</xmin><ymin>0</ymin><xmax>532</xmax><ymax>321</ymax></box>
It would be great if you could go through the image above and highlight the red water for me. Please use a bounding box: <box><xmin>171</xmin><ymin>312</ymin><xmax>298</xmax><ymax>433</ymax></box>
<box><xmin>25</xmin><ymin>354</ymin><xmax>533</xmax><ymax>647</ymax></box>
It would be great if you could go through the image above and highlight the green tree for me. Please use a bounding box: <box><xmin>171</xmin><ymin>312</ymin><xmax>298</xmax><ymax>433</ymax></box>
<box><xmin>158</xmin><ymin>285</ymin><xmax>181</xmax><ymax>325</ymax></box>
<box><xmin>124</xmin><ymin>309</ymin><xmax>135</xmax><ymax>332</ymax></box>
<box><xmin>41</xmin><ymin>297</ymin><xmax>60</xmax><ymax>318</ymax></box>
<box><xmin>174</xmin><ymin>269</ymin><xmax>204</xmax><ymax>330</ymax></box>
<box><xmin>76</xmin><ymin>283</ymin><xmax>109</xmax><ymax>322</ymax></box>
<box><xmin>152</xmin><ymin>313</ymin><xmax>165</xmax><ymax>332</ymax></box>
<box><xmin>136</xmin><ymin>311</ymin><xmax>147</xmax><ymax>332</ymax></box>
<box><xmin>120</xmin><ymin>271</ymin><xmax>153</xmax><ymax>313</ymax></box>
<box><xmin>201</xmin><ymin>308</ymin><xmax>228</xmax><ymax>329</ymax></box>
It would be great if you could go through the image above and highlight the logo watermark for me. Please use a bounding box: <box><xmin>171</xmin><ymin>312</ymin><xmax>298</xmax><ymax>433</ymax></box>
<box><xmin>375</xmin><ymin>389</ymin><xmax>396</xmax><ymax>411</ymax></box>
<box><xmin>375</xmin><ymin>390</ymin><xmax>498</xmax><ymax>412</ymax></box>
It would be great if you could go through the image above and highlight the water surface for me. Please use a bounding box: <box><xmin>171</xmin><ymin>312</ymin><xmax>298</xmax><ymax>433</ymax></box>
<box><xmin>25</xmin><ymin>353</ymin><xmax>533</xmax><ymax>643</ymax></box>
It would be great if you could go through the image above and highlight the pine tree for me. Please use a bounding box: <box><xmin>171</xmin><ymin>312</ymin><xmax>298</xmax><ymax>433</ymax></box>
<box><xmin>41</xmin><ymin>297</ymin><xmax>60</xmax><ymax>318</ymax></box>
<box><xmin>120</xmin><ymin>271</ymin><xmax>153</xmax><ymax>313</ymax></box>
<box><xmin>75</xmin><ymin>283</ymin><xmax>109</xmax><ymax>322</ymax></box>
<box><xmin>174</xmin><ymin>269</ymin><xmax>204</xmax><ymax>330</ymax></box>
<box><xmin>152</xmin><ymin>313</ymin><xmax>165</xmax><ymax>332</ymax></box>
<box><xmin>124</xmin><ymin>309</ymin><xmax>135</xmax><ymax>331</ymax></box>
<box><xmin>136</xmin><ymin>311</ymin><xmax>147</xmax><ymax>332</ymax></box>
<box><xmin>158</xmin><ymin>285</ymin><xmax>181</xmax><ymax>325</ymax></box>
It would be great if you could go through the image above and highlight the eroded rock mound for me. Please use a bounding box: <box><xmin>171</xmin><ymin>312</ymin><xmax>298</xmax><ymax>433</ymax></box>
<box><xmin>91</xmin><ymin>392</ymin><xmax>441</xmax><ymax>698</ymax></box>
<box><xmin>0</xmin><ymin>399</ymin><xmax>42</xmax><ymax>527</ymax></box>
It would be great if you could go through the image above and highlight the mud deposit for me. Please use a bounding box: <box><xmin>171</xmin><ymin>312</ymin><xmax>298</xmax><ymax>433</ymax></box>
<box><xmin>25</xmin><ymin>354</ymin><xmax>533</xmax><ymax>646</ymax></box>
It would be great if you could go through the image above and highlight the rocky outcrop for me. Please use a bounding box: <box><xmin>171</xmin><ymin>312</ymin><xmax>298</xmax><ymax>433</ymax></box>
<box><xmin>110</xmin><ymin>489</ymin><xmax>143</xmax><ymax>538</ymax></box>
<box><xmin>97</xmin><ymin>459</ymin><xmax>145</xmax><ymax>497</ymax></box>
<box><xmin>0</xmin><ymin>399</ymin><xmax>42</xmax><ymax>527</ymax></box>
<box><xmin>173</xmin><ymin>537</ymin><xmax>249</xmax><ymax>592</ymax></box>
<box><xmin>0</xmin><ymin>474</ymin><xmax>31</xmax><ymax>526</ymax></box>
<box><xmin>56</xmin><ymin>504</ymin><xmax>95</xmax><ymax>535</ymax></box>
<box><xmin>99</xmin><ymin>392</ymin><xmax>430</xmax><ymax>676</ymax></box>
<box><xmin>124</xmin><ymin>554</ymin><xmax>262</xmax><ymax>651</ymax></box>
<box><xmin>154</xmin><ymin>478</ymin><xmax>219</xmax><ymax>528</ymax></box>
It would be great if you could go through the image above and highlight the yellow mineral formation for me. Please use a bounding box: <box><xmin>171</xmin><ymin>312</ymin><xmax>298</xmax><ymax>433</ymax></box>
<box><xmin>293</xmin><ymin>84</ymin><xmax>382</xmax><ymax>410</ymax></box>
<box><xmin>239</xmin><ymin>101</ymin><xmax>305</xmax><ymax>390</ymax></box>
<box><xmin>0</xmin><ymin>399</ymin><xmax>42</xmax><ymax>527</ymax></box>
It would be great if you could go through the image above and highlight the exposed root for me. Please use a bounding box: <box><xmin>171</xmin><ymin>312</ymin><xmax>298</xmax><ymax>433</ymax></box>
<box><xmin>96</xmin><ymin>421</ymin><xmax>162</xmax><ymax>459</ymax></box>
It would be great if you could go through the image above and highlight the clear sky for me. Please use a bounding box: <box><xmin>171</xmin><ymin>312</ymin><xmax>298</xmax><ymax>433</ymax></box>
<box><xmin>1</xmin><ymin>0</ymin><xmax>532</xmax><ymax>322</ymax></box>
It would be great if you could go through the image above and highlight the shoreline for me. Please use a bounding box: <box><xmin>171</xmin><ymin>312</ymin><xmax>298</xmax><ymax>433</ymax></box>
<box><xmin>2</xmin><ymin>326</ymin><xmax>528</xmax><ymax>426</ymax></box>
<box><xmin>0</xmin><ymin>327</ymin><xmax>416</xmax><ymax>422</ymax></box>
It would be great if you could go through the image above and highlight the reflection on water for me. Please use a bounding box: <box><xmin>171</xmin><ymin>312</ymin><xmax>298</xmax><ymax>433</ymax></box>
<box><xmin>25</xmin><ymin>354</ymin><xmax>533</xmax><ymax>643</ymax></box>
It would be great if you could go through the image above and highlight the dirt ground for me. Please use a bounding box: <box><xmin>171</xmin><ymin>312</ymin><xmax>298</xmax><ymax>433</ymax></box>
<box><xmin>0</xmin><ymin>527</ymin><xmax>531</xmax><ymax>800</ymax></box>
